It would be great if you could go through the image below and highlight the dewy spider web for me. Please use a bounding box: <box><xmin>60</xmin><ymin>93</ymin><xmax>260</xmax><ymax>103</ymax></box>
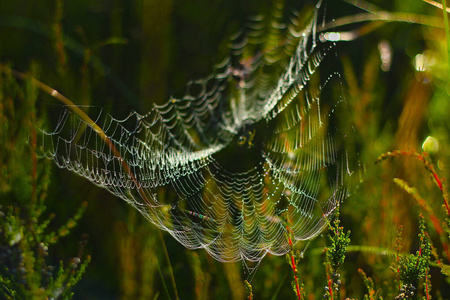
<box><xmin>40</xmin><ymin>1</ymin><xmax>350</xmax><ymax>271</ymax></box>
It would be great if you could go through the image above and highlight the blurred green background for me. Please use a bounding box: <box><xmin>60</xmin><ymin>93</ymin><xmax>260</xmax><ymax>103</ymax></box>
<box><xmin>0</xmin><ymin>0</ymin><xmax>449</xmax><ymax>299</ymax></box>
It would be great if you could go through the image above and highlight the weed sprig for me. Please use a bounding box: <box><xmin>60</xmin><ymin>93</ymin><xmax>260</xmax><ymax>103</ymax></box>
<box><xmin>393</xmin><ymin>216</ymin><xmax>431</xmax><ymax>299</ymax></box>
<box><xmin>0</xmin><ymin>69</ymin><xmax>89</xmax><ymax>299</ymax></box>
<box><xmin>324</xmin><ymin>209</ymin><xmax>350</xmax><ymax>300</ymax></box>
<box><xmin>285</xmin><ymin>223</ymin><xmax>305</xmax><ymax>300</ymax></box>
<box><xmin>376</xmin><ymin>150</ymin><xmax>449</xmax><ymax>216</ymax></box>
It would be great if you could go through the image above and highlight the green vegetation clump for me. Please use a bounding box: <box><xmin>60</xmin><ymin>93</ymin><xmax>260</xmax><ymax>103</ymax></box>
<box><xmin>0</xmin><ymin>69</ymin><xmax>89</xmax><ymax>299</ymax></box>
<box><xmin>0</xmin><ymin>0</ymin><xmax>449</xmax><ymax>299</ymax></box>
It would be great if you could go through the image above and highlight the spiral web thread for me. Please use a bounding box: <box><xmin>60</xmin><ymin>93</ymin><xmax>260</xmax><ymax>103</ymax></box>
<box><xmin>40</xmin><ymin>1</ymin><xmax>350</xmax><ymax>271</ymax></box>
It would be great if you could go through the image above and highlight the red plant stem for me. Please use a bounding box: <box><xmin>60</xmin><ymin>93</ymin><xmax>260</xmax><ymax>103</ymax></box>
<box><xmin>291</xmin><ymin>254</ymin><xmax>301</xmax><ymax>300</ymax></box>
<box><xmin>395</xmin><ymin>178</ymin><xmax>450</xmax><ymax>261</ymax></box>
<box><xmin>286</xmin><ymin>226</ymin><xmax>302</xmax><ymax>300</ymax></box>
<box><xmin>425</xmin><ymin>269</ymin><xmax>430</xmax><ymax>300</ymax></box>
<box><xmin>415</xmin><ymin>153</ymin><xmax>450</xmax><ymax>215</ymax></box>
<box><xmin>432</xmin><ymin>172</ymin><xmax>443</xmax><ymax>191</ymax></box>
<box><xmin>414</xmin><ymin>246</ymin><xmax>422</xmax><ymax>268</ymax></box>
<box><xmin>377</xmin><ymin>150</ymin><xmax>450</xmax><ymax>216</ymax></box>
<box><xmin>326</xmin><ymin>271</ymin><xmax>334</xmax><ymax>300</ymax></box>
<box><xmin>422</xmin><ymin>155</ymin><xmax>450</xmax><ymax>216</ymax></box>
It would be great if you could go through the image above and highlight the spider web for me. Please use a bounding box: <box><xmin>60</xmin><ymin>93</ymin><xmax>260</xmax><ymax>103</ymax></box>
<box><xmin>39</xmin><ymin>1</ymin><xmax>350</xmax><ymax>270</ymax></box>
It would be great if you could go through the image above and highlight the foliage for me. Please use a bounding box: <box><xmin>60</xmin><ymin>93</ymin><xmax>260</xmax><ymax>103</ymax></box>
<box><xmin>0</xmin><ymin>68</ymin><xmax>89</xmax><ymax>299</ymax></box>
<box><xmin>358</xmin><ymin>268</ymin><xmax>383</xmax><ymax>300</ymax></box>
<box><xmin>323</xmin><ymin>209</ymin><xmax>350</xmax><ymax>300</ymax></box>
<box><xmin>0</xmin><ymin>0</ymin><xmax>449</xmax><ymax>299</ymax></box>
<box><xmin>284</xmin><ymin>222</ymin><xmax>306</xmax><ymax>300</ymax></box>
<box><xmin>326</xmin><ymin>210</ymin><xmax>351</xmax><ymax>274</ymax></box>
<box><xmin>244</xmin><ymin>280</ymin><xmax>253</xmax><ymax>300</ymax></box>
<box><xmin>393</xmin><ymin>217</ymin><xmax>432</xmax><ymax>299</ymax></box>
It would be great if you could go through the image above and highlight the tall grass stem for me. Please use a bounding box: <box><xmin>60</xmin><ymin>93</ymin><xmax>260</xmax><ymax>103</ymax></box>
<box><xmin>442</xmin><ymin>0</ymin><xmax>450</xmax><ymax>81</ymax></box>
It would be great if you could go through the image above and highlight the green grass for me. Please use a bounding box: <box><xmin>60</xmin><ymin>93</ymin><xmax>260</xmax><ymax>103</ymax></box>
<box><xmin>441</xmin><ymin>0</ymin><xmax>450</xmax><ymax>81</ymax></box>
<box><xmin>0</xmin><ymin>0</ymin><xmax>449</xmax><ymax>299</ymax></box>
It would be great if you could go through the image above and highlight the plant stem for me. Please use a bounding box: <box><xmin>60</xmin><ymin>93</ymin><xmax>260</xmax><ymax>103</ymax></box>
<box><xmin>158</xmin><ymin>230</ymin><xmax>180</xmax><ymax>300</ymax></box>
<box><xmin>155</xmin><ymin>256</ymin><xmax>172</xmax><ymax>300</ymax></box>
<box><xmin>425</xmin><ymin>269</ymin><xmax>431</xmax><ymax>300</ymax></box>
<box><xmin>286</xmin><ymin>226</ymin><xmax>302</xmax><ymax>300</ymax></box>
<box><xmin>442</xmin><ymin>0</ymin><xmax>450</xmax><ymax>81</ymax></box>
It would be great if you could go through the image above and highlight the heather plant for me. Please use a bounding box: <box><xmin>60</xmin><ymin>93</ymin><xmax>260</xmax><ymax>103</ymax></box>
<box><xmin>0</xmin><ymin>68</ymin><xmax>89</xmax><ymax>299</ymax></box>
<box><xmin>284</xmin><ymin>218</ymin><xmax>306</xmax><ymax>300</ymax></box>
<box><xmin>323</xmin><ymin>209</ymin><xmax>350</xmax><ymax>300</ymax></box>
<box><xmin>393</xmin><ymin>217</ymin><xmax>431</xmax><ymax>299</ymax></box>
